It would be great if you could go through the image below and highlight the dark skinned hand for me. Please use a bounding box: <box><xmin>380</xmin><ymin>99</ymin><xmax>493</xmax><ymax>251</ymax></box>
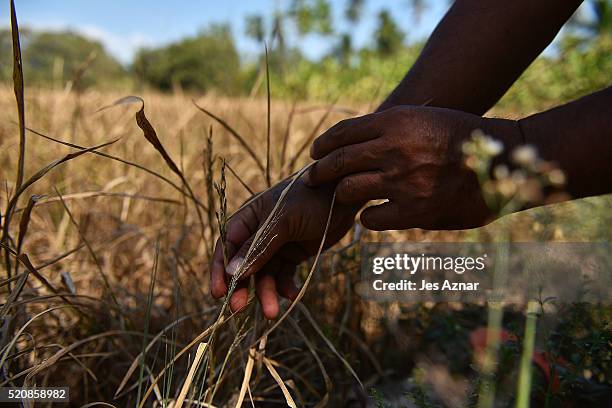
<box><xmin>306</xmin><ymin>105</ymin><xmax>522</xmax><ymax>230</ymax></box>
<box><xmin>210</xmin><ymin>178</ymin><xmax>358</xmax><ymax>319</ymax></box>
<box><xmin>211</xmin><ymin>105</ymin><xmax>522</xmax><ymax>319</ymax></box>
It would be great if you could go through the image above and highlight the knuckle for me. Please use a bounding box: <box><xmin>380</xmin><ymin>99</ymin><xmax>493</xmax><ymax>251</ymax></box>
<box><xmin>332</xmin><ymin>147</ymin><xmax>345</xmax><ymax>173</ymax></box>
<box><xmin>336</xmin><ymin>177</ymin><xmax>355</xmax><ymax>201</ymax></box>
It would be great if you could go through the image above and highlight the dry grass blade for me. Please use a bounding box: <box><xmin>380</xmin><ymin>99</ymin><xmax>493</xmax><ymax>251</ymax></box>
<box><xmin>2</xmin><ymin>139</ymin><xmax>117</xmax><ymax>286</ymax></box>
<box><xmin>279</xmin><ymin>100</ymin><xmax>297</xmax><ymax>176</ymax></box>
<box><xmin>263</xmin><ymin>357</ymin><xmax>298</xmax><ymax>408</ymax></box>
<box><xmin>0</xmin><ymin>272</ymin><xmax>26</xmax><ymax>288</ymax></box>
<box><xmin>286</xmin><ymin>99</ymin><xmax>338</xmax><ymax>173</ymax></box>
<box><xmin>100</xmin><ymin>96</ymin><xmax>182</xmax><ymax>175</ymax></box>
<box><xmin>208</xmin><ymin>318</ymin><xmax>250</xmax><ymax>403</ymax></box>
<box><xmin>13</xmin><ymin>195</ymin><xmax>43</xmax><ymax>280</ymax></box>
<box><xmin>136</xmin><ymin>240</ymin><xmax>160</xmax><ymax>406</ymax></box>
<box><xmin>3</xmin><ymin>138</ymin><xmax>118</xmax><ymax>224</ymax></box>
<box><xmin>226</xmin><ymin>162</ymin><xmax>255</xmax><ymax>196</ymax></box>
<box><xmin>298</xmin><ymin>303</ymin><xmax>363</xmax><ymax>388</ymax></box>
<box><xmin>98</xmin><ymin>98</ymin><xmax>209</xmax><ymax>227</ymax></box>
<box><xmin>193</xmin><ymin>101</ymin><xmax>266</xmax><ymax>176</ymax></box>
<box><xmin>0</xmin><ymin>305</ymin><xmax>69</xmax><ymax>371</ymax></box>
<box><xmin>235</xmin><ymin>347</ymin><xmax>256</xmax><ymax>408</ymax></box>
<box><xmin>54</xmin><ymin>188</ymin><xmax>122</xmax><ymax>315</ymax></box>
<box><xmin>14</xmin><ymin>191</ymin><xmax>181</xmax><ymax>214</ymax></box>
<box><xmin>16</xmin><ymin>195</ymin><xmax>42</xmax><ymax>254</ymax></box>
<box><xmin>114</xmin><ymin>311</ymin><xmax>213</xmax><ymax>398</ymax></box>
<box><xmin>175</xmin><ymin>342</ymin><xmax>208</xmax><ymax>408</ymax></box>
<box><xmin>288</xmin><ymin>317</ymin><xmax>331</xmax><ymax>407</ymax></box>
<box><xmin>137</xmin><ymin>313</ymin><xmax>235</xmax><ymax>408</ymax></box>
<box><xmin>1</xmin><ymin>251</ymin><xmax>86</xmax><ymax>320</ymax></box>
<box><xmin>265</xmin><ymin>43</ymin><xmax>272</xmax><ymax>187</ymax></box>
<box><xmin>17</xmin><ymin>330</ymin><xmax>129</xmax><ymax>386</ymax></box>
<box><xmin>0</xmin><ymin>265</ymin><xmax>28</xmax><ymax>318</ymax></box>
<box><xmin>10</xmin><ymin>0</ymin><xmax>25</xmax><ymax>191</ymax></box>
<box><xmin>104</xmin><ymin>96</ymin><xmax>210</xmax><ymax>249</ymax></box>
<box><xmin>25</xmin><ymin>125</ymin><xmax>197</xmax><ymax>207</ymax></box>
<box><xmin>35</xmin><ymin>243</ymin><xmax>85</xmax><ymax>270</ymax></box>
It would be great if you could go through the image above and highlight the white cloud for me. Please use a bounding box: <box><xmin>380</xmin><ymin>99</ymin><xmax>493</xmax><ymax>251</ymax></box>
<box><xmin>77</xmin><ymin>24</ymin><xmax>153</xmax><ymax>64</ymax></box>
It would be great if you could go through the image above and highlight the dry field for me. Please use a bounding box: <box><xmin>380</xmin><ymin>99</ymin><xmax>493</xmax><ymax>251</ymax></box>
<box><xmin>0</xmin><ymin>85</ymin><xmax>610</xmax><ymax>407</ymax></box>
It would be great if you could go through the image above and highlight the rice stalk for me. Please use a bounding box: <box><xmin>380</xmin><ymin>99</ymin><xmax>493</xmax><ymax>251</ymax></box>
<box><xmin>193</xmin><ymin>101</ymin><xmax>266</xmax><ymax>178</ymax></box>
<box><xmin>214</xmin><ymin>159</ymin><xmax>228</xmax><ymax>266</ymax></box>
<box><xmin>204</xmin><ymin>128</ymin><xmax>216</xmax><ymax>259</ymax></box>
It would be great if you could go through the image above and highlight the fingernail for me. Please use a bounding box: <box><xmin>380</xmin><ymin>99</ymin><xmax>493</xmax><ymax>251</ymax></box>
<box><xmin>226</xmin><ymin>255</ymin><xmax>244</xmax><ymax>276</ymax></box>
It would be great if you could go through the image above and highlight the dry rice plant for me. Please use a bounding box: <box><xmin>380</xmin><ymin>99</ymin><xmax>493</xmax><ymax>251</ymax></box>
<box><xmin>2</xmin><ymin>7</ymin><xmax>610</xmax><ymax>407</ymax></box>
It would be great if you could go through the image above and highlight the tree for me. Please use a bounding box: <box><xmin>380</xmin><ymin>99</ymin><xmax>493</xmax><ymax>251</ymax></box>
<box><xmin>132</xmin><ymin>24</ymin><xmax>242</xmax><ymax>93</ymax></box>
<box><xmin>591</xmin><ymin>0</ymin><xmax>612</xmax><ymax>35</ymax></box>
<box><xmin>0</xmin><ymin>29</ymin><xmax>126</xmax><ymax>88</ymax></box>
<box><xmin>331</xmin><ymin>33</ymin><xmax>353</xmax><ymax>65</ymax></box>
<box><xmin>290</xmin><ymin>0</ymin><xmax>333</xmax><ymax>35</ymax></box>
<box><xmin>245</xmin><ymin>15</ymin><xmax>265</xmax><ymax>44</ymax></box>
<box><xmin>345</xmin><ymin>0</ymin><xmax>364</xmax><ymax>24</ymax></box>
<box><xmin>570</xmin><ymin>0</ymin><xmax>612</xmax><ymax>36</ymax></box>
<box><xmin>374</xmin><ymin>9</ymin><xmax>405</xmax><ymax>56</ymax></box>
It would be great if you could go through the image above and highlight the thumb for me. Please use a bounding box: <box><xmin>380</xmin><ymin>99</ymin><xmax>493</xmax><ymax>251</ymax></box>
<box><xmin>360</xmin><ymin>201</ymin><xmax>399</xmax><ymax>231</ymax></box>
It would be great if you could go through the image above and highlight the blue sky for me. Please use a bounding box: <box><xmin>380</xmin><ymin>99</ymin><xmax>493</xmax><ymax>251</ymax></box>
<box><xmin>1</xmin><ymin>1</ymin><xmax>590</xmax><ymax>64</ymax></box>
<box><xmin>1</xmin><ymin>0</ymin><xmax>452</xmax><ymax>64</ymax></box>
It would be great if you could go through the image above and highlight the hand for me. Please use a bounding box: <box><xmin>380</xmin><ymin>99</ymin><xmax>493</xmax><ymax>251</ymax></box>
<box><xmin>210</xmin><ymin>178</ymin><xmax>357</xmax><ymax>319</ymax></box>
<box><xmin>306</xmin><ymin>105</ymin><xmax>522</xmax><ymax>230</ymax></box>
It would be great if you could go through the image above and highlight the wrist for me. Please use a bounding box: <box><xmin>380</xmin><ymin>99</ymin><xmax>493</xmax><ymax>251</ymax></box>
<box><xmin>481</xmin><ymin>117</ymin><xmax>525</xmax><ymax>168</ymax></box>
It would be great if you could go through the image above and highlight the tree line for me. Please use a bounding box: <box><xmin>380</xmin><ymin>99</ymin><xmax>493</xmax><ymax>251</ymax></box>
<box><xmin>0</xmin><ymin>0</ymin><xmax>610</xmax><ymax>105</ymax></box>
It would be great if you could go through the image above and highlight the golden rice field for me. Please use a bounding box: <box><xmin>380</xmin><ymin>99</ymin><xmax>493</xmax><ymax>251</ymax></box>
<box><xmin>0</xmin><ymin>85</ymin><xmax>610</xmax><ymax>407</ymax></box>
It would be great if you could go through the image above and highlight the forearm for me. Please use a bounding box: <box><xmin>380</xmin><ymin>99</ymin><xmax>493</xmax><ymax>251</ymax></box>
<box><xmin>519</xmin><ymin>86</ymin><xmax>612</xmax><ymax>199</ymax></box>
<box><xmin>378</xmin><ymin>0</ymin><xmax>583</xmax><ymax>114</ymax></box>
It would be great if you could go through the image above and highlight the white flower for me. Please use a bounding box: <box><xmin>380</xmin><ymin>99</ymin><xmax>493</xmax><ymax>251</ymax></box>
<box><xmin>512</xmin><ymin>145</ymin><xmax>538</xmax><ymax>167</ymax></box>
<box><xmin>482</xmin><ymin>137</ymin><xmax>503</xmax><ymax>156</ymax></box>
<box><xmin>548</xmin><ymin>169</ymin><xmax>566</xmax><ymax>186</ymax></box>
<box><xmin>493</xmin><ymin>164</ymin><xmax>509</xmax><ymax>179</ymax></box>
